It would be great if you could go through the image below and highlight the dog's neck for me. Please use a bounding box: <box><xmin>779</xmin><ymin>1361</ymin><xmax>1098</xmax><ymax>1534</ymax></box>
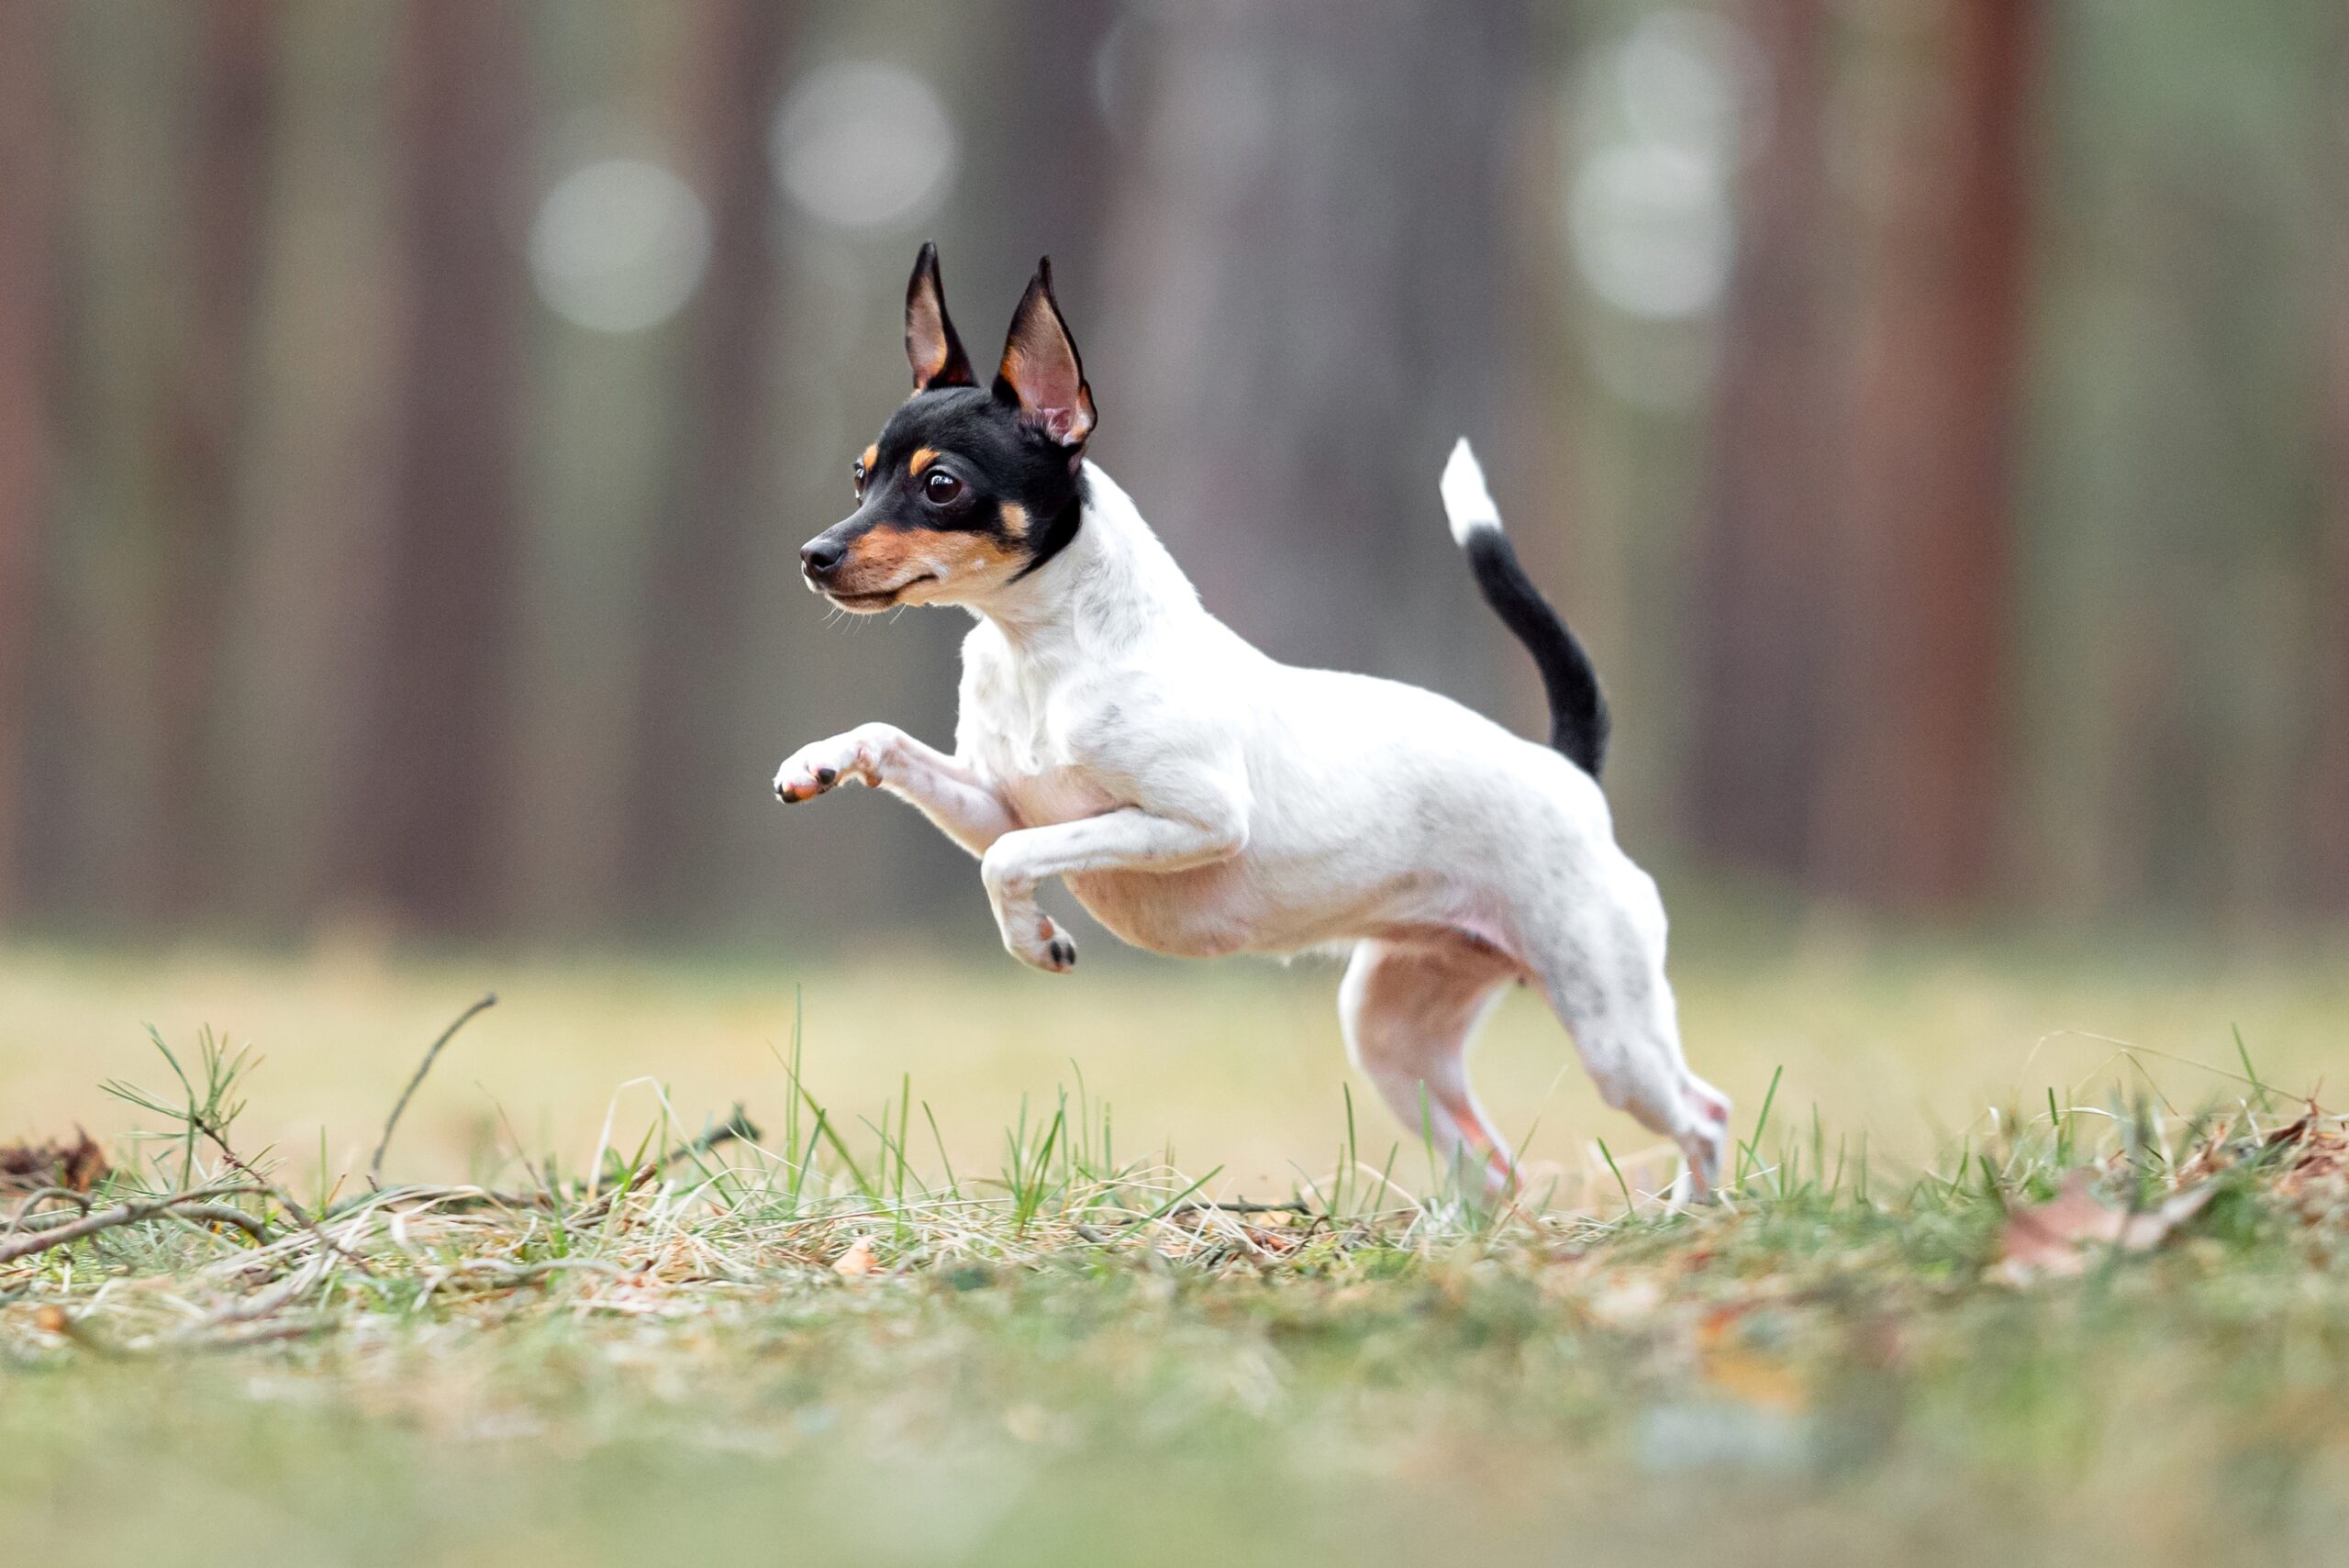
<box><xmin>969</xmin><ymin>462</ymin><xmax>1202</xmax><ymax>657</ymax></box>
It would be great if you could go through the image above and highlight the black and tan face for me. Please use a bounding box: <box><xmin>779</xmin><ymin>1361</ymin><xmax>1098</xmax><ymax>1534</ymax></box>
<box><xmin>799</xmin><ymin>243</ymin><xmax>1097</xmax><ymax>613</ymax></box>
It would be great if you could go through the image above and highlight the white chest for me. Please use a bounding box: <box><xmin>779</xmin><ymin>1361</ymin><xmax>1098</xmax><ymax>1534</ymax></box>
<box><xmin>961</xmin><ymin>658</ymin><xmax>1119</xmax><ymax>829</ymax></box>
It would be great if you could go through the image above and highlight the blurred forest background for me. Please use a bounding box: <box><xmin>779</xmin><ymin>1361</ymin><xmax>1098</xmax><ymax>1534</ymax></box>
<box><xmin>0</xmin><ymin>0</ymin><xmax>2342</xmax><ymax>950</ymax></box>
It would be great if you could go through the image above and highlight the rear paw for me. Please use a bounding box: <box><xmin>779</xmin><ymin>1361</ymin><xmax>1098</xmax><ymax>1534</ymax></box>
<box><xmin>1006</xmin><ymin>913</ymin><xmax>1077</xmax><ymax>973</ymax></box>
<box><xmin>1678</xmin><ymin>1118</ymin><xmax>1730</xmax><ymax>1197</ymax></box>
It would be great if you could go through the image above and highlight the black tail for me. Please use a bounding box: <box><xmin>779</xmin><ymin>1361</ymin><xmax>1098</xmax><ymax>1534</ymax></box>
<box><xmin>1462</xmin><ymin>529</ymin><xmax>1610</xmax><ymax>778</ymax></box>
<box><xmin>1440</xmin><ymin>438</ymin><xmax>1609</xmax><ymax>777</ymax></box>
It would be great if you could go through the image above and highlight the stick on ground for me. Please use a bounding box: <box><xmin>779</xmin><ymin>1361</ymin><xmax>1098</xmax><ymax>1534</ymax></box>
<box><xmin>0</xmin><ymin>1186</ymin><xmax>268</xmax><ymax>1265</ymax></box>
<box><xmin>369</xmin><ymin>993</ymin><xmax>498</xmax><ymax>1188</ymax></box>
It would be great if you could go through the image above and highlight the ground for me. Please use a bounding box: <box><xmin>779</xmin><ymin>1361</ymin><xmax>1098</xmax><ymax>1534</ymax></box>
<box><xmin>3</xmin><ymin>924</ymin><xmax>2347</xmax><ymax>1565</ymax></box>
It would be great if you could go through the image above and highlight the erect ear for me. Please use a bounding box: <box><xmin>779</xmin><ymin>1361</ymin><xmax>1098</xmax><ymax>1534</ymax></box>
<box><xmin>993</xmin><ymin>257</ymin><xmax>1096</xmax><ymax>448</ymax></box>
<box><xmin>904</xmin><ymin>241</ymin><xmax>974</xmax><ymax>392</ymax></box>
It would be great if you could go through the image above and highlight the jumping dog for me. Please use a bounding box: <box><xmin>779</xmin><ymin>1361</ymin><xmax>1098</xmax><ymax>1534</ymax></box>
<box><xmin>775</xmin><ymin>244</ymin><xmax>1731</xmax><ymax>1191</ymax></box>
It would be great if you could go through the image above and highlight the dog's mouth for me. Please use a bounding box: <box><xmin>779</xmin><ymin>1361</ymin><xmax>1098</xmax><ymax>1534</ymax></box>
<box><xmin>819</xmin><ymin>574</ymin><xmax>935</xmax><ymax>613</ymax></box>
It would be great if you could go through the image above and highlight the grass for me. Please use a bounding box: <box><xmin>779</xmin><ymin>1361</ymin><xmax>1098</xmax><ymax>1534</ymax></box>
<box><xmin>3</xmin><ymin>933</ymin><xmax>2349</xmax><ymax>1565</ymax></box>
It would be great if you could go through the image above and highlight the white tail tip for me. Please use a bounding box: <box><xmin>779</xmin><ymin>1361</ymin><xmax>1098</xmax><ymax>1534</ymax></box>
<box><xmin>1440</xmin><ymin>436</ymin><xmax>1501</xmax><ymax>544</ymax></box>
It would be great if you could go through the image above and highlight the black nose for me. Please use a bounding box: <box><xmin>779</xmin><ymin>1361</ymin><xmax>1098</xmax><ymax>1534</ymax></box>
<box><xmin>800</xmin><ymin>537</ymin><xmax>845</xmax><ymax>579</ymax></box>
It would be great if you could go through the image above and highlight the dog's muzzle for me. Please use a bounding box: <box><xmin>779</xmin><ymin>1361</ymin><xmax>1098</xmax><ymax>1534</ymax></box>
<box><xmin>800</xmin><ymin>533</ymin><xmax>847</xmax><ymax>587</ymax></box>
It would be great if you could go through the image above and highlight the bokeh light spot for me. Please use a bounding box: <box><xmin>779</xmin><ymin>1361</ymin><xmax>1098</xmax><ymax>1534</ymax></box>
<box><xmin>1619</xmin><ymin>9</ymin><xmax>1749</xmax><ymax>166</ymax></box>
<box><xmin>1568</xmin><ymin>143</ymin><xmax>1732</xmax><ymax>323</ymax></box>
<box><xmin>528</xmin><ymin>157</ymin><xmax>712</xmax><ymax>334</ymax></box>
<box><xmin>771</xmin><ymin>61</ymin><xmax>959</xmax><ymax>232</ymax></box>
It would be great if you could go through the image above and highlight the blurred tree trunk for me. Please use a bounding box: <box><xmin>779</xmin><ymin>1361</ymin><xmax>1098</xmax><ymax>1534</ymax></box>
<box><xmin>1688</xmin><ymin>0</ymin><xmax>1835</xmax><ymax>881</ymax></box>
<box><xmin>982</xmin><ymin>0</ymin><xmax>1117</xmax><ymax>279</ymax></box>
<box><xmin>2319</xmin><ymin>222</ymin><xmax>2349</xmax><ymax>909</ymax></box>
<box><xmin>1097</xmin><ymin>0</ymin><xmax>1530</xmax><ymax>699</ymax></box>
<box><xmin>208</xmin><ymin>6</ymin><xmax>403</xmax><ymax>929</ymax></box>
<box><xmin>621</xmin><ymin>0</ymin><xmax>795</xmax><ymax>925</ymax></box>
<box><xmin>157</xmin><ymin>0</ymin><xmax>279</xmax><ymax>916</ymax></box>
<box><xmin>1815</xmin><ymin>0</ymin><xmax>2040</xmax><ymax>908</ymax></box>
<box><xmin>0</xmin><ymin>0</ymin><xmax>58</xmax><ymax>923</ymax></box>
<box><xmin>344</xmin><ymin>0</ymin><xmax>528</xmax><ymax>931</ymax></box>
<box><xmin>2316</xmin><ymin>16</ymin><xmax>2349</xmax><ymax>913</ymax></box>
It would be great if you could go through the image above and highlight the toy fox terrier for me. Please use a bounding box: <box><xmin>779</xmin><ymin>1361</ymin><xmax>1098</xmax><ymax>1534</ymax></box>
<box><xmin>775</xmin><ymin>244</ymin><xmax>1731</xmax><ymax>1193</ymax></box>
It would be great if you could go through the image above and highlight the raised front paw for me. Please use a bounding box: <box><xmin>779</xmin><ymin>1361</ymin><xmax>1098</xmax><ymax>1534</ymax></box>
<box><xmin>1002</xmin><ymin>910</ymin><xmax>1077</xmax><ymax>973</ymax></box>
<box><xmin>773</xmin><ymin>735</ymin><xmax>874</xmax><ymax>803</ymax></box>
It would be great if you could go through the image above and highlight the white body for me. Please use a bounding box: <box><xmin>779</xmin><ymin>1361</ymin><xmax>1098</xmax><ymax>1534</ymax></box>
<box><xmin>775</xmin><ymin>446</ymin><xmax>1731</xmax><ymax>1189</ymax></box>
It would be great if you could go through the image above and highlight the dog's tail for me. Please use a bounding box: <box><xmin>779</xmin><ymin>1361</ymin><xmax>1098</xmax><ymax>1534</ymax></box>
<box><xmin>1440</xmin><ymin>438</ymin><xmax>1610</xmax><ymax>779</ymax></box>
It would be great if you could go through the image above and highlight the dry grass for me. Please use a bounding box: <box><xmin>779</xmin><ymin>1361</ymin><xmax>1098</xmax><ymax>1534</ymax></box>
<box><xmin>4</xmin><ymin>927</ymin><xmax>2344</xmax><ymax>1187</ymax></box>
<box><xmin>4</xmin><ymin>933</ymin><xmax>2349</xmax><ymax>1565</ymax></box>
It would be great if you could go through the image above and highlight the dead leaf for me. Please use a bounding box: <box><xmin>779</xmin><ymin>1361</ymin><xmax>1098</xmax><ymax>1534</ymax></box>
<box><xmin>2176</xmin><ymin>1128</ymin><xmax>2242</xmax><ymax>1185</ymax></box>
<box><xmin>1701</xmin><ymin>1347</ymin><xmax>1808</xmax><ymax>1415</ymax></box>
<box><xmin>1241</xmin><ymin>1224</ymin><xmax>1304</xmax><ymax>1255</ymax></box>
<box><xmin>2264</xmin><ymin>1109</ymin><xmax>2321</xmax><ymax>1151</ymax></box>
<box><xmin>831</xmin><ymin>1234</ymin><xmax>879</xmax><ymax>1280</ymax></box>
<box><xmin>2166</xmin><ymin>1106</ymin><xmax>2347</xmax><ymax>1212</ymax></box>
<box><xmin>1996</xmin><ymin>1172</ymin><xmax>2213</xmax><ymax>1284</ymax></box>
<box><xmin>1695</xmin><ymin>1305</ymin><xmax>1807</xmax><ymax>1413</ymax></box>
<box><xmin>33</xmin><ymin>1305</ymin><xmax>69</xmax><ymax>1335</ymax></box>
<box><xmin>2270</xmin><ymin>1113</ymin><xmax>2348</xmax><ymax>1199</ymax></box>
<box><xmin>0</xmin><ymin>1129</ymin><xmax>109</xmax><ymax>1194</ymax></box>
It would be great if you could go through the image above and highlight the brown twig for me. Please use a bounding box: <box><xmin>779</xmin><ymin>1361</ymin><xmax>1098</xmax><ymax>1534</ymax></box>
<box><xmin>571</xmin><ymin>1108</ymin><xmax>765</xmax><ymax>1221</ymax></box>
<box><xmin>0</xmin><ymin>1186</ymin><xmax>266</xmax><ymax>1265</ymax></box>
<box><xmin>334</xmin><ymin>1103</ymin><xmax>763</xmax><ymax>1221</ymax></box>
<box><xmin>336</xmin><ymin>1184</ymin><xmax>553</xmax><ymax>1216</ymax></box>
<box><xmin>165</xmin><ymin>1202</ymin><xmax>276</xmax><ymax>1245</ymax></box>
<box><xmin>1076</xmin><ymin>1197</ymin><xmax>1322</xmax><ymax>1241</ymax></box>
<box><xmin>1163</xmin><ymin>1198</ymin><xmax>1317</xmax><ymax>1218</ymax></box>
<box><xmin>370</xmin><ymin>992</ymin><xmax>498</xmax><ymax>1187</ymax></box>
<box><xmin>661</xmin><ymin>1104</ymin><xmax>763</xmax><ymax>1171</ymax></box>
<box><xmin>5</xmin><ymin>1185</ymin><xmax>92</xmax><ymax>1238</ymax></box>
<box><xmin>187</xmin><ymin>1108</ymin><xmax>372</xmax><ymax>1275</ymax></box>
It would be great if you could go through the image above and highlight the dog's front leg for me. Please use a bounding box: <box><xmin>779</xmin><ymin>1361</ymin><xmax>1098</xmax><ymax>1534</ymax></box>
<box><xmin>774</xmin><ymin>723</ymin><xmax>1018</xmax><ymax>856</ymax></box>
<box><xmin>979</xmin><ymin>806</ymin><xmax>1246</xmax><ymax>973</ymax></box>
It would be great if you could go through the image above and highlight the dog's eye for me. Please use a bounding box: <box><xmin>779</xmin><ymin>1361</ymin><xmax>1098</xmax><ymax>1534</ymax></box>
<box><xmin>923</xmin><ymin>470</ymin><xmax>963</xmax><ymax>506</ymax></box>
<box><xmin>851</xmin><ymin>459</ymin><xmax>868</xmax><ymax>496</ymax></box>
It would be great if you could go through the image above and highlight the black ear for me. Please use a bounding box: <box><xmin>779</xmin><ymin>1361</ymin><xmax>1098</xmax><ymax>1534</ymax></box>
<box><xmin>994</xmin><ymin>258</ymin><xmax>1096</xmax><ymax>447</ymax></box>
<box><xmin>905</xmin><ymin>241</ymin><xmax>974</xmax><ymax>392</ymax></box>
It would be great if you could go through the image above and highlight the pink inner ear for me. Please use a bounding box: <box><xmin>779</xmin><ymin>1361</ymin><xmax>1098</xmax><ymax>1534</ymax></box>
<box><xmin>1013</xmin><ymin>350</ymin><xmax>1081</xmax><ymax>414</ymax></box>
<box><xmin>1002</xmin><ymin>340</ymin><xmax>1093</xmax><ymax>444</ymax></box>
<box><xmin>998</xmin><ymin>259</ymin><xmax>1095</xmax><ymax>442</ymax></box>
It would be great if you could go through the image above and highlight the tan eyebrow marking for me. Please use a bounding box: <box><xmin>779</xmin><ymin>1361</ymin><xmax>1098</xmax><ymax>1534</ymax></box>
<box><xmin>908</xmin><ymin>447</ymin><xmax>939</xmax><ymax>475</ymax></box>
<box><xmin>998</xmin><ymin>501</ymin><xmax>1029</xmax><ymax>540</ymax></box>
<box><xmin>858</xmin><ymin>443</ymin><xmax>879</xmax><ymax>474</ymax></box>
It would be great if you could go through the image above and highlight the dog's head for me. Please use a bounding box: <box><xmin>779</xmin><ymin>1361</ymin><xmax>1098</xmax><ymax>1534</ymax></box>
<box><xmin>799</xmin><ymin>244</ymin><xmax>1095</xmax><ymax>614</ymax></box>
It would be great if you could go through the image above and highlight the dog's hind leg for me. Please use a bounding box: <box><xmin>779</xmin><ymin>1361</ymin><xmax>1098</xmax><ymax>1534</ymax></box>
<box><xmin>1338</xmin><ymin>938</ymin><xmax>1520</xmax><ymax>1190</ymax></box>
<box><xmin>1521</xmin><ymin>871</ymin><xmax>1731</xmax><ymax>1195</ymax></box>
